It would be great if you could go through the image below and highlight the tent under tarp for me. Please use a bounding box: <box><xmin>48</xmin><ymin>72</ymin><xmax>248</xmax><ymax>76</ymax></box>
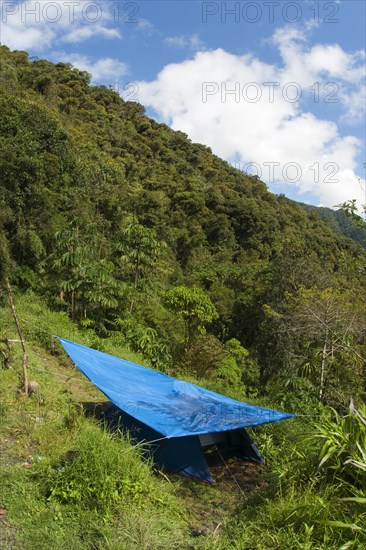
<box><xmin>59</xmin><ymin>338</ymin><xmax>295</xmax><ymax>482</ymax></box>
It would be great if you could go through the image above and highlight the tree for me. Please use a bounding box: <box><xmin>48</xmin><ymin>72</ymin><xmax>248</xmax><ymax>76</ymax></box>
<box><xmin>273</xmin><ymin>286</ymin><xmax>366</xmax><ymax>407</ymax></box>
<box><xmin>52</xmin><ymin>227</ymin><xmax>125</xmax><ymax>326</ymax></box>
<box><xmin>117</xmin><ymin>220</ymin><xmax>160</xmax><ymax>314</ymax></box>
<box><xmin>0</xmin><ymin>232</ymin><xmax>11</xmax><ymax>284</ymax></box>
<box><xmin>163</xmin><ymin>285</ymin><xmax>218</xmax><ymax>350</ymax></box>
<box><xmin>336</xmin><ymin>199</ymin><xmax>366</xmax><ymax>228</ymax></box>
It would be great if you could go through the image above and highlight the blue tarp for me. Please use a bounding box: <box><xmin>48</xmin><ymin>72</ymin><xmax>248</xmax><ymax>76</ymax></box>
<box><xmin>58</xmin><ymin>338</ymin><xmax>295</xmax><ymax>481</ymax></box>
<box><xmin>58</xmin><ymin>338</ymin><xmax>294</xmax><ymax>437</ymax></box>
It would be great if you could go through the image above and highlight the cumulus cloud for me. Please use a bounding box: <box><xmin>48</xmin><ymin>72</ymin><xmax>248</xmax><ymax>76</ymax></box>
<box><xmin>272</xmin><ymin>26</ymin><xmax>365</xmax><ymax>89</ymax></box>
<box><xmin>137</xmin><ymin>26</ymin><xmax>365</xmax><ymax>209</ymax></box>
<box><xmin>54</xmin><ymin>53</ymin><xmax>128</xmax><ymax>83</ymax></box>
<box><xmin>0</xmin><ymin>0</ymin><xmax>121</xmax><ymax>51</ymax></box>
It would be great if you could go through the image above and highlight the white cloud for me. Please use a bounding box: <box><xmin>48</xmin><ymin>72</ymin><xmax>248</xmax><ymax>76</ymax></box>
<box><xmin>165</xmin><ymin>36</ymin><xmax>187</xmax><ymax>48</ymax></box>
<box><xmin>136</xmin><ymin>18</ymin><xmax>155</xmax><ymax>34</ymax></box>
<box><xmin>62</xmin><ymin>25</ymin><xmax>121</xmax><ymax>44</ymax></box>
<box><xmin>137</xmin><ymin>27</ymin><xmax>365</xmax><ymax>210</ymax></box>
<box><xmin>53</xmin><ymin>53</ymin><xmax>128</xmax><ymax>83</ymax></box>
<box><xmin>340</xmin><ymin>87</ymin><xmax>366</xmax><ymax>125</ymax></box>
<box><xmin>0</xmin><ymin>0</ymin><xmax>121</xmax><ymax>51</ymax></box>
<box><xmin>165</xmin><ymin>34</ymin><xmax>205</xmax><ymax>51</ymax></box>
<box><xmin>272</xmin><ymin>27</ymin><xmax>365</xmax><ymax>85</ymax></box>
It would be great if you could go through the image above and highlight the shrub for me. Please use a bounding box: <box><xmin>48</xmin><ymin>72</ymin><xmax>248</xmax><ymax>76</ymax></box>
<box><xmin>47</xmin><ymin>424</ymin><xmax>159</xmax><ymax>517</ymax></box>
<box><xmin>315</xmin><ymin>400</ymin><xmax>366</xmax><ymax>491</ymax></box>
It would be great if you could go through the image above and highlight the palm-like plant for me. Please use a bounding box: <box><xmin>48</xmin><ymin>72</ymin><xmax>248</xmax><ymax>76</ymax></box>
<box><xmin>315</xmin><ymin>400</ymin><xmax>366</xmax><ymax>490</ymax></box>
<box><xmin>314</xmin><ymin>400</ymin><xmax>366</xmax><ymax>541</ymax></box>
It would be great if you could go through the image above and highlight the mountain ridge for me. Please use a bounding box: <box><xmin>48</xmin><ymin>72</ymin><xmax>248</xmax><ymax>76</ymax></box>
<box><xmin>1</xmin><ymin>45</ymin><xmax>365</xmax><ymax>392</ymax></box>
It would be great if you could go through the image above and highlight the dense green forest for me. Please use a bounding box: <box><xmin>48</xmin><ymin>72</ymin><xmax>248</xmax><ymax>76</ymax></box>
<box><xmin>1</xmin><ymin>45</ymin><xmax>366</xmax><ymax>548</ymax></box>
<box><xmin>297</xmin><ymin>201</ymin><xmax>366</xmax><ymax>248</ymax></box>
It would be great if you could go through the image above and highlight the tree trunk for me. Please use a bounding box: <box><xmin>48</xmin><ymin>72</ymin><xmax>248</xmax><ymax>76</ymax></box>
<box><xmin>129</xmin><ymin>259</ymin><xmax>140</xmax><ymax>314</ymax></box>
<box><xmin>0</xmin><ymin>348</ymin><xmax>7</xmax><ymax>368</ymax></box>
<box><xmin>5</xmin><ymin>278</ymin><xmax>28</xmax><ymax>394</ymax></box>
<box><xmin>71</xmin><ymin>290</ymin><xmax>75</xmax><ymax>322</ymax></box>
<box><xmin>319</xmin><ymin>329</ymin><xmax>328</xmax><ymax>401</ymax></box>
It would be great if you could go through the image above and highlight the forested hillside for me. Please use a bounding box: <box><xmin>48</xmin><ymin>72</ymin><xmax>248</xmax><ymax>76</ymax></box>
<box><xmin>1</xmin><ymin>44</ymin><xmax>365</xmax><ymax>405</ymax></box>
<box><xmin>1</xmin><ymin>45</ymin><xmax>366</xmax><ymax>548</ymax></box>
<box><xmin>297</xmin><ymin>201</ymin><xmax>366</xmax><ymax>247</ymax></box>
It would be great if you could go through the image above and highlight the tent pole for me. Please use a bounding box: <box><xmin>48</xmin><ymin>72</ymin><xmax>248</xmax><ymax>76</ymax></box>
<box><xmin>214</xmin><ymin>445</ymin><xmax>244</xmax><ymax>495</ymax></box>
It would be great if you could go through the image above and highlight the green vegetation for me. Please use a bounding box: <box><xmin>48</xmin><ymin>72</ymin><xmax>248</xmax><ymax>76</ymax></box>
<box><xmin>1</xmin><ymin>45</ymin><xmax>366</xmax><ymax>548</ymax></box>
<box><xmin>296</xmin><ymin>201</ymin><xmax>366</xmax><ymax>247</ymax></box>
<box><xmin>0</xmin><ymin>293</ymin><xmax>188</xmax><ymax>549</ymax></box>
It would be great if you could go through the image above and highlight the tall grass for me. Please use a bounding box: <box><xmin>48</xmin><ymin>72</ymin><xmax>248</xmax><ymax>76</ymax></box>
<box><xmin>45</xmin><ymin>423</ymin><xmax>177</xmax><ymax>516</ymax></box>
<box><xmin>315</xmin><ymin>400</ymin><xmax>366</xmax><ymax>491</ymax></box>
<box><xmin>2</xmin><ymin>290</ymin><xmax>365</xmax><ymax>549</ymax></box>
<box><xmin>214</xmin><ymin>403</ymin><xmax>366</xmax><ymax>549</ymax></box>
<box><xmin>0</xmin><ymin>293</ymin><xmax>190</xmax><ymax>549</ymax></box>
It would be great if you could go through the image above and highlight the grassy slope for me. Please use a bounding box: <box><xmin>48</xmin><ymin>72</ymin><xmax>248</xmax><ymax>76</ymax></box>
<box><xmin>0</xmin><ymin>292</ymin><xmax>190</xmax><ymax>549</ymax></box>
<box><xmin>2</xmin><ymin>293</ymin><xmax>364</xmax><ymax>550</ymax></box>
<box><xmin>0</xmin><ymin>292</ymin><xmax>271</xmax><ymax>549</ymax></box>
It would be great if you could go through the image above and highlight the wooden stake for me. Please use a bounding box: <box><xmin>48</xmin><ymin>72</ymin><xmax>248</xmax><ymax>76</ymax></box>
<box><xmin>5</xmin><ymin>278</ymin><xmax>28</xmax><ymax>395</ymax></box>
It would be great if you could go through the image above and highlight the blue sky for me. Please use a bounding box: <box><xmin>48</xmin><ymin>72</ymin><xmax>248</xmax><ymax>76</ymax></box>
<box><xmin>1</xmin><ymin>0</ymin><xmax>365</xmax><ymax>209</ymax></box>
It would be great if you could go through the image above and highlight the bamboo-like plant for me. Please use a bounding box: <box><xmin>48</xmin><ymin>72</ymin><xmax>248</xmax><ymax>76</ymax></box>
<box><xmin>314</xmin><ymin>400</ymin><xmax>366</xmax><ymax>541</ymax></box>
<box><xmin>315</xmin><ymin>400</ymin><xmax>366</xmax><ymax>490</ymax></box>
